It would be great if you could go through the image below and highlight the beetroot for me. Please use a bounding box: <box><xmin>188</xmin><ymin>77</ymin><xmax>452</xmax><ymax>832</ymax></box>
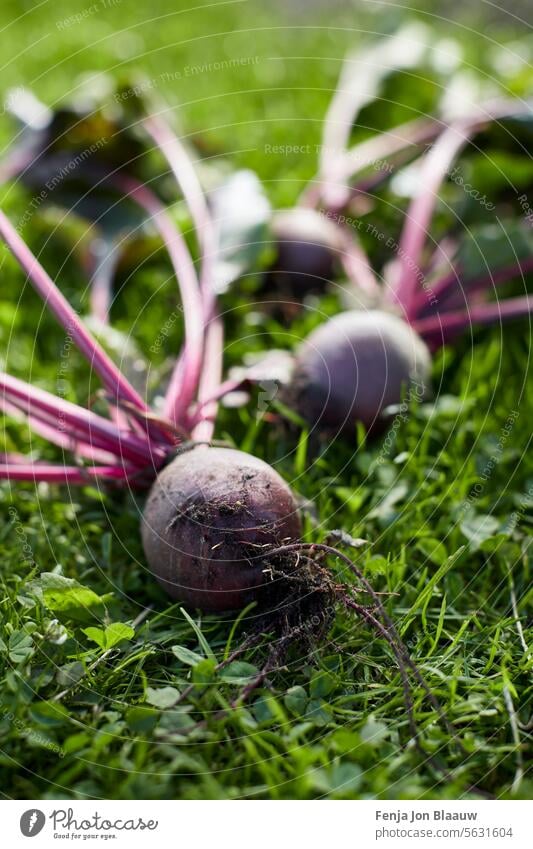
<box><xmin>0</xmin><ymin>139</ymin><xmax>460</xmax><ymax>769</ymax></box>
<box><xmin>283</xmin><ymin>103</ymin><xmax>533</xmax><ymax>436</ymax></box>
<box><xmin>141</xmin><ymin>446</ymin><xmax>301</xmax><ymax>611</ymax></box>
<box><xmin>289</xmin><ymin>309</ymin><xmax>431</xmax><ymax>432</ymax></box>
<box><xmin>268</xmin><ymin>208</ymin><xmax>343</xmax><ymax>295</ymax></box>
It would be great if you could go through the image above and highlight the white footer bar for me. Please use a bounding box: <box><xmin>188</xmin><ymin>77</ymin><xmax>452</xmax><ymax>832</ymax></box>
<box><xmin>3</xmin><ymin>799</ymin><xmax>532</xmax><ymax>848</ymax></box>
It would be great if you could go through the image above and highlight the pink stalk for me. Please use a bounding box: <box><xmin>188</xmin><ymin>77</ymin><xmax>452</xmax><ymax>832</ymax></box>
<box><xmin>193</xmin><ymin>376</ymin><xmax>247</xmax><ymax>413</ymax></box>
<box><xmin>87</xmin><ymin>242</ymin><xmax>123</xmax><ymax>325</ymax></box>
<box><xmin>316</xmin><ymin>27</ymin><xmax>433</xmax><ymax>206</ymax></box>
<box><xmin>143</xmin><ymin>112</ymin><xmax>224</xmax><ymax>437</ymax></box>
<box><xmin>390</xmin><ymin>124</ymin><xmax>472</xmax><ymax>313</ymax></box>
<box><xmin>337</xmin><ymin>118</ymin><xmax>439</xmax><ymax>184</ymax></box>
<box><xmin>320</xmin><ymin>33</ymin><xmax>417</xmax><ymax>176</ymax></box>
<box><xmin>0</xmin><ymin>462</ymin><xmax>132</xmax><ymax>484</ymax></box>
<box><xmin>0</xmin><ymin>372</ymin><xmax>161</xmax><ymax>466</ymax></box>
<box><xmin>424</xmin><ymin>236</ymin><xmax>458</xmax><ymax>279</ymax></box>
<box><xmin>111</xmin><ymin>174</ymin><xmax>204</xmax><ymax>427</ymax></box>
<box><xmin>143</xmin><ymin>113</ymin><xmax>217</xmax><ymax>316</ymax></box>
<box><xmin>0</xmin><ymin>208</ymin><xmax>156</xmax><ymax>420</ymax></box>
<box><xmin>1</xmin><ymin>451</ymin><xmax>39</xmax><ymax>465</ymax></box>
<box><xmin>390</xmin><ymin>99</ymin><xmax>533</xmax><ymax>314</ymax></box>
<box><xmin>412</xmin><ymin>255</ymin><xmax>533</xmax><ymax>318</ymax></box>
<box><xmin>191</xmin><ymin>315</ymin><xmax>224</xmax><ymax>443</ymax></box>
<box><xmin>337</xmin><ymin>224</ymin><xmax>380</xmax><ymax>296</ymax></box>
<box><xmin>0</xmin><ymin>397</ymin><xmax>117</xmax><ymax>465</ymax></box>
<box><xmin>413</xmin><ymin>294</ymin><xmax>533</xmax><ymax>342</ymax></box>
<box><xmin>306</xmin><ymin>117</ymin><xmax>440</xmax><ymax>211</ymax></box>
<box><xmin>333</xmin><ymin>146</ymin><xmax>424</xmax><ymax>205</ymax></box>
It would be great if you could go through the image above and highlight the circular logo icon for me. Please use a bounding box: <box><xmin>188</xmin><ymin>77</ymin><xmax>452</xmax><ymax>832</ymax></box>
<box><xmin>20</xmin><ymin>810</ymin><xmax>46</xmax><ymax>837</ymax></box>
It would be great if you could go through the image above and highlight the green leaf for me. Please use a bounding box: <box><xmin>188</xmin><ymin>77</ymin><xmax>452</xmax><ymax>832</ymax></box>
<box><xmin>171</xmin><ymin>645</ymin><xmax>204</xmax><ymax>667</ymax></box>
<box><xmin>416</xmin><ymin>537</ymin><xmax>448</xmax><ymax>566</ymax></box>
<box><xmin>456</xmin><ymin>221</ymin><xmax>533</xmax><ymax>281</ymax></box>
<box><xmin>29</xmin><ymin>701</ymin><xmax>69</xmax><ymax>728</ymax></box>
<box><xmin>419</xmin><ymin>395</ymin><xmax>470</xmax><ymax>420</ymax></box>
<box><xmin>305</xmin><ymin>699</ymin><xmax>331</xmax><ymax>726</ymax></box>
<box><xmin>460</xmin><ymin>514</ymin><xmax>500</xmax><ymax>551</ymax></box>
<box><xmin>360</xmin><ymin>717</ymin><xmax>388</xmax><ymax>746</ymax></box>
<box><xmin>103</xmin><ymin>622</ymin><xmax>135</xmax><ymax>647</ymax></box>
<box><xmin>253</xmin><ymin>696</ymin><xmax>277</xmax><ymax>724</ymax></box>
<box><xmin>27</xmin><ymin>573</ymin><xmax>109</xmax><ymax>623</ymax></box>
<box><xmin>284</xmin><ymin>686</ymin><xmax>308</xmax><ymax>716</ymax></box>
<box><xmin>7</xmin><ymin>83</ymin><xmax>152</xmax><ymax>233</ymax></box>
<box><xmin>310</xmin><ymin>671</ymin><xmax>335</xmax><ymax>699</ymax></box>
<box><xmin>145</xmin><ymin>686</ymin><xmax>180</xmax><ymax>709</ymax></box>
<box><xmin>329</xmin><ymin>763</ymin><xmax>363</xmax><ymax>794</ymax></box>
<box><xmin>81</xmin><ymin>627</ymin><xmax>106</xmax><ymax>649</ymax></box>
<box><xmin>220</xmin><ymin>661</ymin><xmax>258</xmax><ymax>685</ymax></box>
<box><xmin>155</xmin><ymin>709</ymin><xmax>196</xmax><ymax>736</ymax></box>
<box><xmin>125</xmin><ymin>706</ymin><xmax>159</xmax><ymax>734</ymax></box>
<box><xmin>8</xmin><ymin>630</ymin><xmax>34</xmax><ymax>664</ymax></box>
<box><xmin>365</xmin><ymin>555</ymin><xmax>389</xmax><ymax>576</ymax></box>
<box><xmin>479</xmin><ymin>532</ymin><xmax>510</xmax><ymax>553</ymax></box>
<box><xmin>369</xmin><ymin>483</ymin><xmax>408</xmax><ymax>525</ymax></box>
<box><xmin>101</xmin><ymin>532</ymin><xmax>112</xmax><ymax>564</ymax></box>
<box><xmin>62</xmin><ymin>732</ymin><xmax>91</xmax><ymax>754</ymax></box>
<box><xmin>82</xmin><ymin>623</ymin><xmax>134</xmax><ymax>650</ymax></box>
<box><xmin>192</xmin><ymin>659</ymin><xmax>217</xmax><ymax>686</ymax></box>
<box><xmin>56</xmin><ymin>661</ymin><xmax>85</xmax><ymax>689</ymax></box>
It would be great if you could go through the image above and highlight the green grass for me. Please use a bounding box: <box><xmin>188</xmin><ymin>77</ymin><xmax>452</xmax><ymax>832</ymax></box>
<box><xmin>0</xmin><ymin>0</ymin><xmax>532</xmax><ymax>800</ymax></box>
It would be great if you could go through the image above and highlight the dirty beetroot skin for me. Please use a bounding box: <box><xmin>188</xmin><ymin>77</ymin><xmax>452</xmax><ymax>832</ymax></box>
<box><xmin>289</xmin><ymin>309</ymin><xmax>432</xmax><ymax>432</ymax></box>
<box><xmin>141</xmin><ymin>446</ymin><xmax>302</xmax><ymax>611</ymax></box>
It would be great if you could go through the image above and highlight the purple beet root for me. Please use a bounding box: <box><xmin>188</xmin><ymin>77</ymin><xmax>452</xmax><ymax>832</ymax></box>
<box><xmin>141</xmin><ymin>446</ymin><xmax>301</xmax><ymax>611</ymax></box>
<box><xmin>288</xmin><ymin>309</ymin><xmax>431</xmax><ymax>432</ymax></box>
<box><xmin>268</xmin><ymin>208</ymin><xmax>343</xmax><ymax>295</ymax></box>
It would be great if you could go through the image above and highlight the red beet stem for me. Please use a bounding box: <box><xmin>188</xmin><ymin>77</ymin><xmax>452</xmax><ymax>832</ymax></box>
<box><xmin>0</xmin><ymin>208</ymin><xmax>153</xmax><ymax>419</ymax></box>
<box><xmin>411</xmin><ymin>255</ymin><xmax>533</xmax><ymax>318</ymax></box>
<box><xmin>390</xmin><ymin>99</ymin><xmax>533</xmax><ymax>314</ymax></box>
<box><xmin>87</xmin><ymin>243</ymin><xmax>122</xmax><ymax>325</ymax></box>
<box><xmin>142</xmin><ymin>113</ymin><xmax>224</xmax><ymax>433</ymax></box>
<box><xmin>191</xmin><ymin>314</ymin><xmax>224</xmax><ymax>442</ymax></box>
<box><xmin>336</xmin><ymin>222</ymin><xmax>381</xmax><ymax>296</ymax></box>
<box><xmin>413</xmin><ymin>294</ymin><xmax>533</xmax><ymax>343</ymax></box>
<box><xmin>0</xmin><ymin>462</ymin><xmax>132</xmax><ymax>484</ymax></box>
<box><xmin>319</xmin><ymin>29</ymin><xmax>428</xmax><ymax>184</ymax></box>
<box><xmin>0</xmin><ymin>371</ymin><xmax>162</xmax><ymax>466</ymax></box>
<box><xmin>113</xmin><ymin>173</ymin><xmax>204</xmax><ymax>428</ymax></box>
<box><xmin>311</xmin><ymin>117</ymin><xmax>441</xmax><ymax>211</ymax></box>
<box><xmin>0</xmin><ymin>398</ymin><xmax>118</xmax><ymax>465</ymax></box>
<box><xmin>143</xmin><ymin>112</ymin><xmax>217</xmax><ymax>316</ymax></box>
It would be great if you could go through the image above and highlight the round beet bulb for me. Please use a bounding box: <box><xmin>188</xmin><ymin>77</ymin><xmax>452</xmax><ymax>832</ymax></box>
<box><xmin>288</xmin><ymin>309</ymin><xmax>431</xmax><ymax>432</ymax></box>
<box><xmin>269</xmin><ymin>208</ymin><xmax>343</xmax><ymax>295</ymax></box>
<box><xmin>141</xmin><ymin>446</ymin><xmax>301</xmax><ymax>611</ymax></box>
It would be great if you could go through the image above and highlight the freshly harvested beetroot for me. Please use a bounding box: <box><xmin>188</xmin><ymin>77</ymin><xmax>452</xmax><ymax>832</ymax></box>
<box><xmin>268</xmin><ymin>208</ymin><xmax>343</xmax><ymax>295</ymax></box>
<box><xmin>141</xmin><ymin>446</ymin><xmax>302</xmax><ymax>611</ymax></box>
<box><xmin>0</xmin><ymin>165</ymin><xmax>460</xmax><ymax>771</ymax></box>
<box><xmin>289</xmin><ymin>309</ymin><xmax>431</xmax><ymax>432</ymax></box>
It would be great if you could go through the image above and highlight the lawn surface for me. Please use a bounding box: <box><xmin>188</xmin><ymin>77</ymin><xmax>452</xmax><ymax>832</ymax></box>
<box><xmin>0</xmin><ymin>0</ymin><xmax>531</xmax><ymax>799</ymax></box>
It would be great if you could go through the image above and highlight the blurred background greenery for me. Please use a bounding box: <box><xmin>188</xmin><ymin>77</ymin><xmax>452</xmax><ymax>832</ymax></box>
<box><xmin>0</xmin><ymin>0</ymin><xmax>531</xmax><ymax>211</ymax></box>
